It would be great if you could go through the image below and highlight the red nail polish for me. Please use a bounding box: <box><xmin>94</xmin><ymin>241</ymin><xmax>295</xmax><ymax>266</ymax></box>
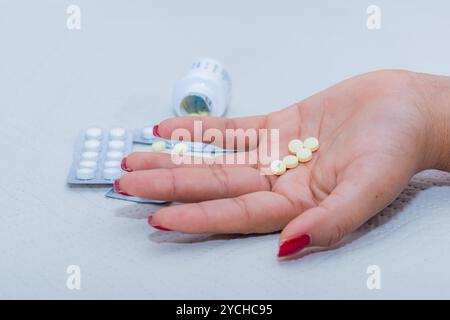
<box><xmin>113</xmin><ymin>179</ymin><xmax>130</xmax><ymax>196</ymax></box>
<box><xmin>153</xmin><ymin>125</ymin><xmax>161</xmax><ymax>137</ymax></box>
<box><xmin>121</xmin><ymin>157</ymin><xmax>131</xmax><ymax>172</ymax></box>
<box><xmin>148</xmin><ymin>216</ymin><xmax>172</xmax><ymax>231</ymax></box>
<box><xmin>278</xmin><ymin>234</ymin><xmax>311</xmax><ymax>258</ymax></box>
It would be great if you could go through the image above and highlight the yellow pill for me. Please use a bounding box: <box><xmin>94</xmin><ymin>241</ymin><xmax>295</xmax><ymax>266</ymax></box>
<box><xmin>303</xmin><ymin>137</ymin><xmax>319</xmax><ymax>152</ymax></box>
<box><xmin>282</xmin><ymin>155</ymin><xmax>299</xmax><ymax>169</ymax></box>
<box><xmin>270</xmin><ymin>160</ymin><xmax>286</xmax><ymax>176</ymax></box>
<box><xmin>172</xmin><ymin>142</ymin><xmax>189</xmax><ymax>155</ymax></box>
<box><xmin>152</xmin><ymin>140</ymin><xmax>166</xmax><ymax>152</ymax></box>
<box><xmin>288</xmin><ymin>139</ymin><xmax>303</xmax><ymax>154</ymax></box>
<box><xmin>189</xmin><ymin>112</ymin><xmax>200</xmax><ymax>116</ymax></box>
<box><xmin>296</xmin><ymin>148</ymin><xmax>312</xmax><ymax>163</ymax></box>
<box><xmin>199</xmin><ymin>111</ymin><xmax>209</xmax><ymax>117</ymax></box>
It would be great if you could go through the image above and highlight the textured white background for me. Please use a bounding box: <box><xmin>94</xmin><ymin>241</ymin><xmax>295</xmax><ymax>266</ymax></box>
<box><xmin>1</xmin><ymin>0</ymin><xmax>450</xmax><ymax>299</ymax></box>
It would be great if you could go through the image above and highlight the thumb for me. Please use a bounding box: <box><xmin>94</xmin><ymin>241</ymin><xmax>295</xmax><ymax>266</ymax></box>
<box><xmin>277</xmin><ymin>165</ymin><xmax>409</xmax><ymax>259</ymax></box>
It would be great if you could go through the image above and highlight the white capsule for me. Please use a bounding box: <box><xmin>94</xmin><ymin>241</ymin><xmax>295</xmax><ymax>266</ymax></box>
<box><xmin>106</xmin><ymin>151</ymin><xmax>124</xmax><ymax>161</ymax></box>
<box><xmin>108</xmin><ymin>140</ymin><xmax>125</xmax><ymax>151</ymax></box>
<box><xmin>76</xmin><ymin>168</ymin><xmax>95</xmax><ymax>180</ymax></box>
<box><xmin>152</xmin><ymin>140</ymin><xmax>166</xmax><ymax>152</ymax></box>
<box><xmin>79</xmin><ymin>160</ymin><xmax>97</xmax><ymax>170</ymax></box>
<box><xmin>303</xmin><ymin>137</ymin><xmax>319</xmax><ymax>152</ymax></box>
<box><xmin>283</xmin><ymin>155</ymin><xmax>299</xmax><ymax>169</ymax></box>
<box><xmin>83</xmin><ymin>139</ymin><xmax>101</xmax><ymax>151</ymax></box>
<box><xmin>172</xmin><ymin>142</ymin><xmax>189</xmax><ymax>155</ymax></box>
<box><xmin>270</xmin><ymin>160</ymin><xmax>287</xmax><ymax>176</ymax></box>
<box><xmin>81</xmin><ymin>151</ymin><xmax>99</xmax><ymax>161</ymax></box>
<box><xmin>141</xmin><ymin>127</ymin><xmax>154</xmax><ymax>140</ymax></box>
<box><xmin>288</xmin><ymin>139</ymin><xmax>303</xmax><ymax>154</ymax></box>
<box><xmin>85</xmin><ymin>127</ymin><xmax>103</xmax><ymax>140</ymax></box>
<box><xmin>103</xmin><ymin>168</ymin><xmax>121</xmax><ymax>180</ymax></box>
<box><xmin>104</xmin><ymin>160</ymin><xmax>121</xmax><ymax>168</ymax></box>
<box><xmin>296</xmin><ymin>148</ymin><xmax>312</xmax><ymax>163</ymax></box>
<box><xmin>109</xmin><ymin>127</ymin><xmax>126</xmax><ymax>140</ymax></box>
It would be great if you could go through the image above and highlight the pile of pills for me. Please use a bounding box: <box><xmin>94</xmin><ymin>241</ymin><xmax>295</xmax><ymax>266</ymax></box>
<box><xmin>270</xmin><ymin>137</ymin><xmax>319</xmax><ymax>175</ymax></box>
<box><xmin>67</xmin><ymin>127</ymin><xmax>133</xmax><ymax>184</ymax></box>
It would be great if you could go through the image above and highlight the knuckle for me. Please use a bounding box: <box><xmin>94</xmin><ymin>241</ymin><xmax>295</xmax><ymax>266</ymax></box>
<box><xmin>210</xmin><ymin>167</ymin><xmax>230</xmax><ymax>196</ymax></box>
<box><xmin>326</xmin><ymin>223</ymin><xmax>348</xmax><ymax>247</ymax></box>
<box><xmin>232</xmin><ymin>197</ymin><xmax>252</xmax><ymax>227</ymax></box>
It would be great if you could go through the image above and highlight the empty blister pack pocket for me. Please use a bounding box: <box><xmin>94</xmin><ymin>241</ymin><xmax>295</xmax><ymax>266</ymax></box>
<box><xmin>67</xmin><ymin>127</ymin><xmax>133</xmax><ymax>185</ymax></box>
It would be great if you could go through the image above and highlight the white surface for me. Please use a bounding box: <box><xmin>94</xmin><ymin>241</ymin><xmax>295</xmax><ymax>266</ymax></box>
<box><xmin>1</xmin><ymin>0</ymin><xmax>450</xmax><ymax>299</ymax></box>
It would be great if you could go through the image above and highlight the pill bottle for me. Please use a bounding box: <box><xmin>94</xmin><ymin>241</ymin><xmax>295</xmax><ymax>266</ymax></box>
<box><xmin>173</xmin><ymin>58</ymin><xmax>231</xmax><ymax>117</ymax></box>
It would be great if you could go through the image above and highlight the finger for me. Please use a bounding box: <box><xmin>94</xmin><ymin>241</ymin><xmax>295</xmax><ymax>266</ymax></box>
<box><xmin>277</xmin><ymin>159</ymin><xmax>412</xmax><ymax>259</ymax></box>
<box><xmin>157</xmin><ymin>115</ymin><xmax>267</xmax><ymax>150</ymax></box>
<box><xmin>149</xmin><ymin>191</ymin><xmax>299</xmax><ymax>234</ymax></box>
<box><xmin>118</xmin><ymin>167</ymin><xmax>271</xmax><ymax>202</ymax></box>
<box><xmin>123</xmin><ymin>151</ymin><xmax>258</xmax><ymax>172</ymax></box>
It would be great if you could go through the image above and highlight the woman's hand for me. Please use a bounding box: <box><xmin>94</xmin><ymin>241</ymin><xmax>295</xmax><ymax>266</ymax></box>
<box><xmin>116</xmin><ymin>70</ymin><xmax>450</xmax><ymax>258</ymax></box>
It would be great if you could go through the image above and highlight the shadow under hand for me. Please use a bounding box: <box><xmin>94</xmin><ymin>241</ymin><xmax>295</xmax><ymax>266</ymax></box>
<box><xmin>147</xmin><ymin>231</ymin><xmax>274</xmax><ymax>244</ymax></box>
<box><xmin>114</xmin><ymin>202</ymin><xmax>169</xmax><ymax>219</ymax></box>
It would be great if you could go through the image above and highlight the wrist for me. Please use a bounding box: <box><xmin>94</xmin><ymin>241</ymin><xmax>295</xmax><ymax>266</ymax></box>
<box><xmin>414</xmin><ymin>72</ymin><xmax>450</xmax><ymax>171</ymax></box>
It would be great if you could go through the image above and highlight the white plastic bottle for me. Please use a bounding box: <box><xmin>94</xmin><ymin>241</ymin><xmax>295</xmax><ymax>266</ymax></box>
<box><xmin>173</xmin><ymin>58</ymin><xmax>231</xmax><ymax>117</ymax></box>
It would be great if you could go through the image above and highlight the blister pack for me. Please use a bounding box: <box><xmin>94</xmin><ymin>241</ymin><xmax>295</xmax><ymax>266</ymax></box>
<box><xmin>133</xmin><ymin>127</ymin><xmax>236</xmax><ymax>155</ymax></box>
<box><xmin>105</xmin><ymin>188</ymin><xmax>169</xmax><ymax>204</ymax></box>
<box><xmin>67</xmin><ymin>127</ymin><xmax>133</xmax><ymax>185</ymax></box>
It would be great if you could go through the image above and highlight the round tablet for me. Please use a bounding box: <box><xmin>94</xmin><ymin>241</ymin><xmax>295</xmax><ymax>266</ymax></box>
<box><xmin>288</xmin><ymin>139</ymin><xmax>303</xmax><ymax>154</ymax></box>
<box><xmin>296</xmin><ymin>148</ymin><xmax>312</xmax><ymax>163</ymax></box>
<box><xmin>104</xmin><ymin>160</ymin><xmax>121</xmax><ymax>168</ymax></box>
<box><xmin>172</xmin><ymin>142</ymin><xmax>189</xmax><ymax>155</ymax></box>
<box><xmin>283</xmin><ymin>155</ymin><xmax>299</xmax><ymax>169</ymax></box>
<box><xmin>109</xmin><ymin>127</ymin><xmax>126</xmax><ymax>140</ymax></box>
<box><xmin>303</xmin><ymin>137</ymin><xmax>319</xmax><ymax>152</ymax></box>
<box><xmin>76</xmin><ymin>168</ymin><xmax>95</xmax><ymax>180</ymax></box>
<box><xmin>81</xmin><ymin>151</ymin><xmax>99</xmax><ymax>161</ymax></box>
<box><xmin>199</xmin><ymin>111</ymin><xmax>209</xmax><ymax>117</ymax></box>
<box><xmin>152</xmin><ymin>140</ymin><xmax>166</xmax><ymax>152</ymax></box>
<box><xmin>103</xmin><ymin>168</ymin><xmax>121</xmax><ymax>180</ymax></box>
<box><xmin>106</xmin><ymin>151</ymin><xmax>124</xmax><ymax>161</ymax></box>
<box><xmin>83</xmin><ymin>139</ymin><xmax>101</xmax><ymax>151</ymax></box>
<box><xmin>108</xmin><ymin>140</ymin><xmax>125</xmax><ymax>151</ymax></box>
<box><xmin>85</xmin><ymin>127</ymin><xmax>103</xmax><ymax>140</ymax></box>
<box><xmin>141</xmin><ymin>127</ymin><xmax>154</xmax><ymax>140</ymax></box>
<box><xmin>79</xmin><ymin>160</ymin><xmax>97</xmax><ymax>170</ymax></box>
<box><xmin>270</xmin><ymin>160</ymin><xmax>286</xmax><ymax>176</ymax></box>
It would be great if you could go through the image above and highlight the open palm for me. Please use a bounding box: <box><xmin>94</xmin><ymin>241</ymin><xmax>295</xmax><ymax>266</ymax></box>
<box><xmin>118</xmin><ymin>70</ymin><xmax>429</xmax><ymax>258</ymax></box>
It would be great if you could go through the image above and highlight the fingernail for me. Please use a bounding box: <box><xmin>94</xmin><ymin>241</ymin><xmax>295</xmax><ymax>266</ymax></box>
<box><xmin>278</xmin><ymin>234</ymin><xmax>311</xmax><ymax>258</ymax></box>
<box><xmin>148</xmin><ymin>216</ymin><xmax>172</xmax><ymax>231</ymax></box>
<box><xmin>153</xmin><ymin>125</ymin><xmax>161</xmax><ymax>137</ymax></box>
<box><xmin>121</xmin><ymin>157</ymin><xmax>132</xmax><ymax>172</ymax></box>
<box><xmin>113</xmin><ymin>179</ymin><xmax>130</xmax><ymax>196</ymax></box>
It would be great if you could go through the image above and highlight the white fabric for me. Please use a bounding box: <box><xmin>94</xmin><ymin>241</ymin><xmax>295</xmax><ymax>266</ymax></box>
<box><xmin>1</xmin><ymin>0</ymin><xmax>450</xmax><ymax>299</ymax></box>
